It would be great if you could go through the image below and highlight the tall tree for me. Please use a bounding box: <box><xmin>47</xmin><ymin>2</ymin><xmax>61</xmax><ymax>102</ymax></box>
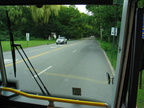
<box><xmin>57</xmin><ymin>5</ymin><xmax>91</xmax><ymax>39</ymax></box>
<box><xmin>0</xmin><ymin>5</ymin><xmax>93</xmax><ymax>40</ymax></box>
<box><xmin>138</xmin><ymin>0</ymin><xmax>144</xmax><ymax>7</ymax></box>
<box><xmin>3</xmin><ymin>5</ymin><xmax>61</xmax><ymax>39</ymax></box>
<box><xmin>0</xmin><ymin>6</ymin><xmax>9</xmax><ymax>40</ymax></box>
<box><xmin>30</xmin><ymin>5</ymin><xmax>61</xmax><ymax>23</ymax></box>
<box><xmin>86</xmin><ymin>5</ymin><xmax>122</xmax><ymax>42</ymax></box>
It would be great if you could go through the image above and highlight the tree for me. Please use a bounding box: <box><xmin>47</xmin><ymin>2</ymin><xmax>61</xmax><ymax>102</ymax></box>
<box><xmin>138</xmin><ymin>0</ymin><xmax>144</xmax><ymax>7</ymax></box>
<box><xmin>0</xmin><ymin>5</ymin><xmax>93</xmax><ymax>40</ymax></box>
<box><xmin>0</xmin><ymin>6</ymin><xmax>9</xmax><ymax>40</ymax></box>
<box><xmin>30</xmin><ymin>5</ymin><xmax>61</xmax><ymax>23</ymax></box>
<box><xmin>86</xmin><ymin>5</ymin><xmax>122</xmax><ymax>42</ymax></box>
<box><xmin>2</xmin><ymin>5</ymin><xmax>61</xmax><ymax>40</ymax></box>
<box><xmin>56</xmin><ymin>5</ymin><xmax>91</xmax><ymax>39</ymax></box>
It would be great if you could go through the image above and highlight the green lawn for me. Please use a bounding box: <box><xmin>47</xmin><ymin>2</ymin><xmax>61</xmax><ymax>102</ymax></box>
<box><xmin>1</xmin><ymin>40</ymin><xmax>56</xmax><ymax>51</ymax></box>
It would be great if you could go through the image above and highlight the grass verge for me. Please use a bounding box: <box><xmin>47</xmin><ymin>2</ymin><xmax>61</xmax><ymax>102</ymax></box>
<box><xmin>137</xmin><ymin>74</ymin><xmax>144</xmax><ymax>108</ymax></box>
<box><xmin>97</xmin><ymin>39</ymin><xmax>117</xmax><ymax>69</ymax></box>
<box><xmin>1</xmin><ymin>40</ymin><xmax>56</xmax><ymax>51</ymax></box>
<box><xmin>97</xmin><ymin>39</ymin><xmax>144</xmax><ymax>108</ymax></box>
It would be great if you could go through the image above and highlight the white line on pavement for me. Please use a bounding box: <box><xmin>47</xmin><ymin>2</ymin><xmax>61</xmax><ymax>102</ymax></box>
<box><xmin>51</xmin><ymin>47</ymin><xmax>57</xmax><ymax>48</ymax></box>
<box><xmin>34</xmin><ymin>66</ymin><xmax>52</xmax><ymax>78</ymax></box>
<box><xmin>73</xmin><ymin>50</ymin><xmax>77</xmax><ymax>53</ymax></box>
<box><xmin>4</xmin><ymin>59</ymin><xmax>18</xmax><ymax>64</ymax></box>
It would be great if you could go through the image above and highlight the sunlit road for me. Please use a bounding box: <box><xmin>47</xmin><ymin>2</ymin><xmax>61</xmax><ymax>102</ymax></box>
<box><xmin>3</xmin><ymin>37</ymin><xmax>114</xmax><ymax>105</ymax></box>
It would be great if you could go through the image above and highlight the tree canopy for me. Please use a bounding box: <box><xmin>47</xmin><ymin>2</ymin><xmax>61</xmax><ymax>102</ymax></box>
<box><xmin>0</xmin><ymin>5</ymin><xmax>93</xmax><ymax>41</ymax></box>
<box><xmin>86</xmin><ymin>5</ymin><xmax>122</xmax><ymax>42</ymax></box>
<box><xmin>1</xmin><ymin>1</ymin><xmax>144</xmax><ymax>44</ymax></box>
<box><xmin>30</xmin><ymin>5</ymin><xmax>61</xmax><ymax>23</ymax></box>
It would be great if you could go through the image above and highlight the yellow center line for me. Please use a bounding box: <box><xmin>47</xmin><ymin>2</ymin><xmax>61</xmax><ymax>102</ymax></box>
<box><xmin>5</xmin><ymin>42</ymin><xmax>81</xmax><ymax>67</ymax></box>
<box><xmin>44</xmin><ymin>72</ymin><xmax>107</xmax><ymax>84</ymax></box>
<box><xmin>25</xmin><ymin>67</ymin><xmax>107</xmax><ymax>84</ymax></box>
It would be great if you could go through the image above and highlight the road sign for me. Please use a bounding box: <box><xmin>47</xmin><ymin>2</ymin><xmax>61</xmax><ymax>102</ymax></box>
<box><xmin>26</xmin><ymin>33</ymin><xmax>30</xmax><ymax>41</ymax></box>
<box><xmin>48</xmin><ymin>35</ymin><xmax>51</xmax><ymax>40</ymax></box>
<box><xmin>111</xmin><ymin>27</ymin><xmax>117</xmax><ymax>36</ymax></box>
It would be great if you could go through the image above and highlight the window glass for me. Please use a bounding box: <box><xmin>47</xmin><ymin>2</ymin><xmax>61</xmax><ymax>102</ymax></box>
<box><xmin>0</xmin><ymin>3</ymin><xmax>123</xmax><ymax>107</ymax></box>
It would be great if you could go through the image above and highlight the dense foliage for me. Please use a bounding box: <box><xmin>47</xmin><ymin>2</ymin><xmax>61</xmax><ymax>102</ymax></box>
<box><xmin>0</xmin><ymin>5</ymin><xmax>94</xmax><ymax>41</ymax></box>
<box><xmin>0</xmin><ymin>5</ymin><xmax>123</xmax><ymax>42</ymax></box>
<box><xmin>86</xmin><ymin>5</ymin><xmax>122</xmax><ymax>43</ymax></box>
<box><xmin>1</xmin><ymin>1</ymin><xmax>144</xmax><ymax>42</ymax></box>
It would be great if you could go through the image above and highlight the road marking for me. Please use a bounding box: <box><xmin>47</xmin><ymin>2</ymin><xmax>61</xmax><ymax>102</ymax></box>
<box><xmin>73</xmin><ymin>50</ymin><xmax>77</xmax><ymax>53</ymax></box>
<box><xmin>44</xmin><ymin>73</ymin><xmax>107</xmax><ymax>84</ymax></box>
<box><xmin>34</xmin><ymin>66</ymin><xmax>52</xmax><ymax>78</ymax></box>
<box><xmin>58</xmin><ymin>45</ymin><xmax>65</xmax><ymax>46</ymax></box>
<box><xmin>5</xmin><ymin>42</ymin><xmax>81</xmax><ymax>67</ymax></box>
<box><xmin>101</xmin><ymin>49</ymin><xmax>115</xmax><ymax>77</ymax></box>
<box><xmin>51</xmin><ymin>47</ymin><xmax>57</xmax><ymax>48</ymax></box>
<box><xmin>4</xmin><ymin>59</ymin><xmax>18</xmax><ymax>64</ymax></box>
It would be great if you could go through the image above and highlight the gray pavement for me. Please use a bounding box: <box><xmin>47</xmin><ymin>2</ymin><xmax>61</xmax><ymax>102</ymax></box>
<box><xmin>2</xmin><ymin>38</ymin><xmax>114</xmax><ymax>107</ymax></box>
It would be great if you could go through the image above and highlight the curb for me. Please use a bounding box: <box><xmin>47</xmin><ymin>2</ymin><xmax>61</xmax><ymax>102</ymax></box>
<box><xmin>102</xmin><ymin>49</ymin><xmax>115</xmax><ymax>77</ymax></box>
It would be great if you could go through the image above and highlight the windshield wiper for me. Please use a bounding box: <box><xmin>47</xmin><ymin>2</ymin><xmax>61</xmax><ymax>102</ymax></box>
<box><xmin>6</xmin><ymin>10</ymin><xmax>16</xmax><ymax>77</ymax></box>
<box><xmin>6</xmin><ymin>10</ymin><xmax>54</xmax><ymax>107</ymax></box>
<box><xmin>14</xmin><ymin>44</ymin><xmax>51</xmax><ymax>95</ymax></box>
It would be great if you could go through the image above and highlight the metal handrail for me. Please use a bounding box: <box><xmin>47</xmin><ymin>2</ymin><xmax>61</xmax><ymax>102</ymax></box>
<box><xmin>0</xmin><ymin>87</ymin><xmax>110</xmax><ymax>108</ymax></box>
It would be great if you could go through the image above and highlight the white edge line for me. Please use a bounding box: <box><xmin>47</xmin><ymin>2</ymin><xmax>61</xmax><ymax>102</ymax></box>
<box><xmin>34</xmin><ymin>66</ymin><xmax>52</xmax><ymax>78</ymax></box>
<box><xmin>73</xmin><ymin>50</ymin><xmax>77</xmax><ymax>53</ymax></box>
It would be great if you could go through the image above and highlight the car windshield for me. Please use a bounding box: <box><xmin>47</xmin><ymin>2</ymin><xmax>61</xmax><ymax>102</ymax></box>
<box><xmin>0</xmin><ymin>2</ymin><xmax>128</xmax><ymax>107</ymax></box>
<box><xmin>58</xmin><ymin>37</ymin><xmax>65</xmax><ymax>39</ymax></box>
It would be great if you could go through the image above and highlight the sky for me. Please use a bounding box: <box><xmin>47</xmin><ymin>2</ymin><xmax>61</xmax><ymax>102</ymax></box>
<box><xmin>75</xmin><ymin>5</ymin><xmax>92</xmax><ymax>15</ymax></box>
<box><xmin>65</xmin><ymin>5</ymin><xmax>91</xmax><ymax>15</ymax></box>
<box><xmin>75</xmin><ymin>5</ymin><xmax>88</xmax><ymax>14</ymax></box>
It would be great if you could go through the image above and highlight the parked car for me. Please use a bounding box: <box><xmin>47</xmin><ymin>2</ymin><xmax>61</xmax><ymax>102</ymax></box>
<box><xmin>56</xmin><ymin>37</ymin><xmax>67</xmax><ymax>44</ymax></box>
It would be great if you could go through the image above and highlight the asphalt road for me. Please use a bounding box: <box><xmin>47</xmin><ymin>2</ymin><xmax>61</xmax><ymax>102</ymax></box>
<box><xmin>3</xmin><ymin>37</ymin><xmax>114</xmax><ymax>105</ymax></box>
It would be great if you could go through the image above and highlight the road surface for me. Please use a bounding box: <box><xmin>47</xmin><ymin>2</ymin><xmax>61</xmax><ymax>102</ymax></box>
<box><xmin>3</xmin><ymin>37</ymin><xmax>114</xmax><ymax>105</ymax></box>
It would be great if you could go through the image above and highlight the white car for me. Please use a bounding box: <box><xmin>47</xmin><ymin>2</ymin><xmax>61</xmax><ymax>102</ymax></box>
<box><xmin>56</xmin><ymin>37</ymin><xmax>67</xmax><ymax>44</ymax></box>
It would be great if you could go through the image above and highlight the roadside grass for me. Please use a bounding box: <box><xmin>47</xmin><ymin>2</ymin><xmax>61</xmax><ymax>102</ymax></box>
<box><xmin>137</xmin><ymin>74</ymin><xmax>144</xmax><ymax>108</ymax></box>
<box><xmin>1</xmin><ymin>40</ymin><xmax>56</xmax><ymax>51</ymax></box>
<box><xmin>97</xmin><ymin>39</ymin><xmax>144</xmax><ymax>108</ymax></box>
<box><xmin>97</xmin><ymin>39</ymin><xmax>117</xmax><ymax>69</ymax></box>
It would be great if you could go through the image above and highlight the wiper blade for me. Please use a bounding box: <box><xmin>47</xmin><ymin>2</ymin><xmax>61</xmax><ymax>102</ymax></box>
<box><xmin>5</xmin><ymin>8</ymin><xmax>51</xmax><ymax>94</ymax></box>
<box><xmin>5</xmin><ymin>9</ymin><xmax>54</xmax><ymax>107</ymax></box>
<box><xmin>15</xmin><ymin>44</ymin><xmax>51</xmax><ymax>96</ymax></box>
<box><xmin>15</xmin><ymin>44</ymin><xmax>54</xmax><ymax>106</ymax></box>
<box><xmin>6</xmin><ymin>10</ymin><xmax>16</xmax><ymax>77</ymax></box>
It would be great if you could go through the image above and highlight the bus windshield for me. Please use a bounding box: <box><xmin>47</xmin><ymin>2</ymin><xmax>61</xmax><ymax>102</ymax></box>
<box><xmin>3</xmin><ymin>0</ymin><xmax>141</xmax><ymax>107</ymax></box>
